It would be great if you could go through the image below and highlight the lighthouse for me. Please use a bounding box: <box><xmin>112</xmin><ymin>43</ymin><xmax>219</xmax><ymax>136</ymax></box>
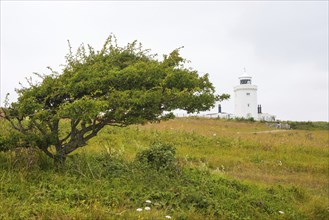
<box><xmin>204</xmin><ymin>69</ymin><xmax>276</xmax><ymax>121</ymax></box>
<box><xmin>234</xmin><ymin>71</ymin><xmax>258</xmax><ymax>119</ymax></box>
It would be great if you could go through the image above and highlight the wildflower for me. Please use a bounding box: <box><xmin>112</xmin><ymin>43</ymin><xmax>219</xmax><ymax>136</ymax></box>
<box><xmin>221</xmin><ymin>165</ymin><xmax>225</xmax><ymax>172</ymax></box>
<box><xmin>165</xmin><ymin>216</ymin><xmax>172</xmax><ymax>219</ymax></box>
<box><xmin>98</xmin><ymin>112</ymin><xmax>105</xmax><ymax>117</ymax></box>
<box><xmin>136</xmin><ymin>208</ymin><xmax>143</xmax><ymax>212</ymax></box>
<box><xmin>144</xmin><ymin>206</ymin><xmax>151</xmax><ymax>211</ymax></box>
<box><xmin>145</xmin><ymin>200</ymin><xmax>152</xmax><ymax>204</ymax></box>
<box><xmin>278</xmin><ymin>210</ymin><xmax>284</xmax><ymax>214</ymax></box>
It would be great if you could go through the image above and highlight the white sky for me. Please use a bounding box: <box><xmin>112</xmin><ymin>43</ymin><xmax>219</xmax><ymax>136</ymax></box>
<box><xmin>1</xmin><ymin>1</ymin><xmax>328</xmax><ymax>121</ymax></box>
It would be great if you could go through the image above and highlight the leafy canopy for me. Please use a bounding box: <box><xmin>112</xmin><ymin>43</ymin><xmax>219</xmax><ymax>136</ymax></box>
<box><xmin>1</xmin><ymin>35</ymin><xmax>225</xmax><ymax>164</ymax></box>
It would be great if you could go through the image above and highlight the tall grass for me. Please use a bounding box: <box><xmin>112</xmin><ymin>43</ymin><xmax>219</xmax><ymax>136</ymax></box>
<box><xmin>0</xmin><ymin>117</ymin><xmax>328</xmax><ymax>219</ymax></box>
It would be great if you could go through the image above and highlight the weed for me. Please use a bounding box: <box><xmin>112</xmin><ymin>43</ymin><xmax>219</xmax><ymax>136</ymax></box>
<box><xmin>136</xmin><ymin>142</ymin><xmax>177</xmax><ymax>171</ymax></box>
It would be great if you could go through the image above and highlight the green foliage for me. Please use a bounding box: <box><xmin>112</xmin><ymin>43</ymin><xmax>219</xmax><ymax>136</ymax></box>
<box><xmin>233</xmin><ymin>117</ymin><xmax>255</xmax><ymax>122</ymax></box>
<box><xmin>0</xmin><ymin>135</ymin><xmax>7</xmax><ymax>151</ymax></box>
<box><xmin>136</xmin><ymin>142</ymin><xmax>177</xmax><ymax>171</ymax></box>
<box><xmin>0</xmin><ymin>154</ymin><xmax>307</xmax><ymax>220</ymax></box>
<box><xmin>0</xmin><ymin>131</ymin><xmax>24</xmax><ymax>152</ymax></box>
<box><xmin>1</xmin><ymin>35</ymin><xmax>223</xmax><ymax>164</ymax></box>
<box><xmin>287</xmin><ymin>121</ymin><xmax>329</xmax><ymax>130</ymax></box>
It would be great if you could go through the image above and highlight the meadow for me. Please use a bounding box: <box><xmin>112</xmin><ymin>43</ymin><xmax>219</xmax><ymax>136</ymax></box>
<box><xmin>0</xmin><ymin>117</ymin><xmax>328</xmax><ymax>219</ymax></box>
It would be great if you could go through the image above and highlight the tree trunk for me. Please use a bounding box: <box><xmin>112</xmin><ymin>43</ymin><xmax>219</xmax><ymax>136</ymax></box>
<box><xmin>54</xmin><ymin>154</ymin><xmax>66</xmax><ymax>171</ymax></box>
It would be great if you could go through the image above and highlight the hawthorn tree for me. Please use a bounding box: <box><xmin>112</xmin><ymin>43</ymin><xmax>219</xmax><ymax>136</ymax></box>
<box><xmin>1</xmin><ymin>35</ymin><xmax>228</xmax><ymax>167</ymax></box>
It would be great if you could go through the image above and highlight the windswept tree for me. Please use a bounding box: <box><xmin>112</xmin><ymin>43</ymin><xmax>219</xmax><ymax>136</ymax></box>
<box><xmin>1</xmin><ymin>35</ymin><xmax>229</xmax><ymax>167</ymax></box>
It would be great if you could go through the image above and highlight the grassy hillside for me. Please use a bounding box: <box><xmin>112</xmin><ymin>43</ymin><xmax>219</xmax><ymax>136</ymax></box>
<box><xmin>0</xmin><ymin>118</ymin><xmax>328</xmax><ymax>219</ymax></box>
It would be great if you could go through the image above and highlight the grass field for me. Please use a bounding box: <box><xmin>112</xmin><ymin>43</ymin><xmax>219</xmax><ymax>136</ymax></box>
<box><xmin>0</xmin><ymin>117</ymin><xmax>328</xmax><ymax>219</ymax></box>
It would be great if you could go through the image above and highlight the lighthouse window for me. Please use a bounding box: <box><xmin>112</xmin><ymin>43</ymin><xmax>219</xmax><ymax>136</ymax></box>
<box><xmin>240</xmin><ymin>79</ymin><xmax>251</xmax><ymax>84</ymax></box>
<box><xmin>246</xmin><ymin>93</ymin><xmax>250</xmax><ymax>96</ymax></box>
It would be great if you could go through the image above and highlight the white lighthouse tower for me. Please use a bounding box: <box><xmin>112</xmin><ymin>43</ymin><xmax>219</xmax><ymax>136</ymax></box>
<box><xmin>234</xmin><ymin>71</ymin><xmax>258</xmax><ymax>119</ymax></box>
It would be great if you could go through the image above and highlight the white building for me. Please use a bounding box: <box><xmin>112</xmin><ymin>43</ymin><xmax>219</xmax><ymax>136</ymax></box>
<box><xmin>234</xmin><ymin>72</ymin><xmax>258</xmax><ymax>119</ymax></box>
<box><xmin>176</xmin><ymin>70</ymin><xmax>276</xmax><ymax>122</ymax></box>
<box><xmin>231</xmin><ymin>71</ymin><xmax>275</xmax><ymax>121</ymax></box>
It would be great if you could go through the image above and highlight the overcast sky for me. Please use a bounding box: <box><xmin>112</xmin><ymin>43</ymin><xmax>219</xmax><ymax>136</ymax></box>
<box><xmin>1</xmin><ymin>1</ymin><xmax>328</xmax><ymax>121</ymax></box>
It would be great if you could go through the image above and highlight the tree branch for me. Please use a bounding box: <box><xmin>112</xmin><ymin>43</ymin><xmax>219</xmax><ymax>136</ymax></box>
<box><xmin>40</xmin><ymin>147</ymin><xmax>55</xmax><ymax>159</ymax></box>
<box><xmin>51</xmin><ymin>119</ymin><xmax>61</xmax><ymax>146</ymax></box>
<box><xmin>70</xmin><ymin>119</ymin><xmax>81</xmax><ymax>138</ymax></box>
<box><xmin>1</xmin><ymin>108</ymin><xmax>22</xmax><ymax>131</ymax></box>
<box><xmin>83</xmin><ymin>123</ymin><xmax>105</xmax><ymax>142</ymax></box>
<box><xmin>61</xmin><ymin>120</ymin><xmax>105</xmax><ymax>155</ymax></box>
<box><xmin>31</xmin><ymin>120</ymin><xmax>47</xmax><ymax>136</ymax></box>
<box><xmin>13</xmin><ymin>116</ymin><xmax>30</xmax><ymax>135</ymax></box>
<box><xmin>60</xmin><ymin>132</ymin><xmax>72</xmax><ymax>145</ymax></box>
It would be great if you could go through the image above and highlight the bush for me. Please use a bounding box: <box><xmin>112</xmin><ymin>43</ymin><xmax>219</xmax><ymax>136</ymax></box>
<box><xmin>0</xmin><ymin>135</ymin><xmax>7</xmax><ymax>151</ymax></box>
<box><xmin>136</xmin><ymin>142</ymin><xmax>177</xmax><ymax>171</ymax></box>
<box><xmin>233</xmin><ymin>117</ymin><xmax>255</xmax><ymax>122</ymax></box>
<box><xmin>287</xmin><ymin>121</ymin><xmax>329</xmax><ymax>130</ymax></box>
<box><xmin>0</xmin><ymin>131</ymin><xmax>27</xmax><ymax>152</ymax></box>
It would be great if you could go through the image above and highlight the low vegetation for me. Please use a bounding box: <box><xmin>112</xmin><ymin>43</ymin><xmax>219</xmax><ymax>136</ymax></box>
<box><xmin>287</xmin><ymin>121</ymin><xmax>329</xmax><ymax>131</ymax></box>
<box><xmin>0</xmin><ymin>117</ymin><xmax>328</xmax><ymax>219</ymax></box>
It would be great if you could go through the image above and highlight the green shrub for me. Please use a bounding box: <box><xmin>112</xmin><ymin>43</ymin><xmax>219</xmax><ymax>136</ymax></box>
<box><xmin>287</xmin><ymin>121</ymin><xmax>329</xmax><ymax>130</ymax></box>
<box><xmin>234</xmin><ymin>117</ymin><xmax>255</xmax><ymax>122</ymax></box>
<box><xmin>0</xmin><ymin>135</ymin><xmax>7</xmax><ymax>151</ymax></box>
<box><xmin>0</xmin><ymin>131</ymin><xmax>30</xmax><ymax>152</ymax></box>
<box><xmin>136</xmin><ymin>142</ymin><xmax>177</xmax><ymax>171</ymax></box>
<box><xmin>0</xmin><ymin>133</ymin><xmax>17</xmax><ymax>151</ymax></box>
